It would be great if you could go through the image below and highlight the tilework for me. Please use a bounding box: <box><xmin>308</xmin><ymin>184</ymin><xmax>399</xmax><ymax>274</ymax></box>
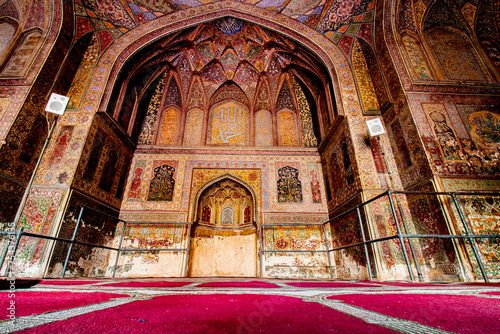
<box><xmin>263</xmin><ymin>224</ymin><xmax>329</xmax><ymax>278</ymax></box>
<box><xmin>121</xmin><ymin>153</ymin><xmax>328</xmax><ymax>222</ymax></box>
<box><xmin>352</xmin><ymin>39</ymin><xmax>379</xmax><ymax>112</ymax></box>
<box><xmin>401</xmin><ymin>35</ymin><xmax>433</xmax><ymax>80</ymax></box>
<box><xmin>277</xmin><ymin>110</ymin><xmax>299</xmax><ymax>146</ymax></box>
<box><xmin>308</xmin><ymin>162</ymin><xmax>322</xmax><ymax>203</ymax></box>
<box><xmin>425</xmin><ymin>27</ymin><xmax>489</xmax><ymax>82</ymax></box>
<box><xmin>276</xmin><ymin>165</ymin><xmax>303</xmax><ymax>203</ymax></box>
<box><xmin>16</xmin><ymin>188</ymin><xmax>65</xmax><ymax>267</ymax></box>
<box><xmin>85</xmin><ymin>6</ymin><xmax>360</xmax><ymax>145</ymax></box>
<box><xmin>138</xmin><ymin>74</ymin><xmax>166</xmax><ymax>145</ymax></box>
<box><xmin>292</xmin><ymin>74</ymin><xmax>317</xmax><ymax>147</ymax></box>
<box><xmin>73</xmin><ymin>0</ymin><xmax>378</xmax><ymax>55</ymax></box>
<box><xmin>183</xmin><ymin>108</ymin><xmax>203</xmax><ymax>146</ymax></box>
<box><xmin>406</xmin><ymin>94</ymin><xmax>500</xmax><ymax>178</ymax></box>
<box><xmin>255</xmin><ymin>109</ymin><xmax>273</xmax><ymax>147</ymax></box>
<box><xmin>413</xmin><ymin>0</ymin><xmax>426</xmax><ymax>30</ymax></box>
<box><xmin>187</xmin><ymin>78</ymin><xmax>205</xmax><ymax>109</ymax></box>
<box><xmin>455</xmin><ymin>194</ymin><xmax>500</xmax><ymax>279</ymax></box>
<box><xmin>66</xmin><ymin>34</ymin><xmax>100</xmax><ymax>110</ymax></box>
<box><xmin>157</xmin><ymin>108</ymin><xmax>180</xmax><ymax>145</ymax></box>
<box><xmin>147</xmin><ymin>161</ymin><xmax>177</xmax><ymax>201</ymax></box>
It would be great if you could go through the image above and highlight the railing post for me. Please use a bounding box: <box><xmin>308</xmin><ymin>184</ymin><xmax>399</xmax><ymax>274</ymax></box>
<box><xmin>397</xmin><ymin>202</ymin><xmax>424</xmax><ymax>281</ymax></box>
<box><xmin>451</xmin><ymin>194</ymin><xmax>489</xmax><ymax>283</ymax></box>
<box><xmin>62</xmin><ymin>207</ymin><xmax>85</xmax><ymax>278</ymax></box>
<box><xmin>183</xmin><ymin>223</ymin><xmax>192</xmax><ymax>277</ymax></box>
<box><xmin>259</xmin><ymin>224</ymin><xmax>264</xmax><ymax>278</ymax></box>
<box><xmin>322</xmin><ymin>223</ymin><xmax>333</xmax><ymax>279</ymax></box>
<box><xmin>356</xmin><ymin>207</ymin><xmax>373</xmax><ymax>281</ymax></box>
<box><xmin>387</xmin><ymin>191</ymin><xmax>415</xmax><ymax>281</ymax></box>
<box><xmin>0</xmin><ymin>232</ymin><xmax>13</xmax><ymax>272</ymax></box>
<box><xmin>4</xmin><ymin>228</ymin><xmax>23</xmax><ymax>276</ymax></box>
<box><xmin>113</xmin><ymin>221</ymin><xmax>127</xmax><ymax>278</ymax></box>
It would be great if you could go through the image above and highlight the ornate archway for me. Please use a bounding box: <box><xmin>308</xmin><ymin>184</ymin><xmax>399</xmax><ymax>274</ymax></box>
<box><xmin>188</xmin><ymin>177</ymin><xmax>258</xmax><ymax>277</ymax></box>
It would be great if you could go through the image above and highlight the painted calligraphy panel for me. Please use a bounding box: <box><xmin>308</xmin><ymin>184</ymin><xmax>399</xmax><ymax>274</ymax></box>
<box><xmin>207</xmin><ymin>101</ymin><xmax>248</xmax><ymax>146</ymax></box>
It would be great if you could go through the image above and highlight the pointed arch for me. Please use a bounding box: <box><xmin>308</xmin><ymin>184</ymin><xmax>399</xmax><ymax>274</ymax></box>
<box><xmin>1</xmin><ymin>28</ymin><xmax>42</xmax><ymax>77</ymax></box>
<box><xmin>163</xmin><ymin>74</ymin><xmax>183</xmax><ymax>109</ymax></box>
<box><xmin>210</xmin><ymin>82</ymin><xmax>249</xmax><ymax>107</ymax></box>
<box><xmin>156</xmin><ymin>107</ymin><xmax>181</xmax><ymax>146</ymax></box>
<box><xmin>187</xmin><ymin>76</ymin><xmax>206</xmax><ymax>109</ymax></box>
<box><xmin>192</xmin><ymin>173</ymin><xmax>258</xmax><ymax>225</ymax></box>
<box><xmin>0</xmin><ymin>18</ymin><xmax>19</xmax><ymax>66</ymax></box>
<box><xmin>424</xmin><ymin>26</ymin><xmax>490</xmax><ymax>82</ymax></box>
<box><xmin>275</xmin><ymin>74</ymin><xmax>296</xmax><ymax>111</ymax></box>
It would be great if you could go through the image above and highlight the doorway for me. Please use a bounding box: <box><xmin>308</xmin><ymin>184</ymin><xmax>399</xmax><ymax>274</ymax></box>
<box><xmin>188</xmin><ymin>178</ymin><xmax>257</xmax><ymax>277</ymax></box>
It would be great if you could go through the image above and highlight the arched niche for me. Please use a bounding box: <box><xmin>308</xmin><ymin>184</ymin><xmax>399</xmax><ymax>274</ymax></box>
<box><xmin>189</xmin><ymin>175</ymin><xmax>258</xmax><ymax>277</ymax></box>
<box><xmin>183</xmin><ymin>108</ymin><xmax>204</xmax><ymax>146</ymax></box>
<box><xmin>1</xmin><ymin>28</ymin><xmax>42</xmax><ymax>77</ymax></box>
<box><xmin>424</xmin><ymin>26</ymin><xmax>491</xmax><ymax>82</ymax></box>
<box><xmin>93</xmin><ymin>6</ymin><xmax>351</xmax><ymax>140</ymax></box>
<box><xmin>276</xmin><ymin>109</ymin><xmax>299</xmax><ymax>147</ymax></box>
<box><xmin>0</xmin><ymin>19</ymin><xmax>18</xmax><ymax>66</ymax></box>
<box><xmin>156</xmin><ymin>106</ymin><xmax>181</xmax><ymax>146</ymax></box>
<box><xmin>254</xmin><ymin>109</ymin><xmax>273</xmax><ymax>147</ymax></box>
<box><xmin>400</xmin><ymin>33</ymin><xmax>435</xmax><ymax>81</ymax></box>
<box><xmin>195</xmin><ymin>178</ymin><xmax>254</xmax><ymax>228</ymax></box>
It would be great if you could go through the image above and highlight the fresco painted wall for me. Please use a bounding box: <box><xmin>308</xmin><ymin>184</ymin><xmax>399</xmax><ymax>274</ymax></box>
<box><xmin>118</xmin><ymin>152</ymin><xmax>329</xmax><ymax>278</ymax></box>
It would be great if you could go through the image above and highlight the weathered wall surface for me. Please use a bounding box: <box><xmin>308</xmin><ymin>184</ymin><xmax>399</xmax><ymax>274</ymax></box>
<box><xmin>189</xmin><ymin>234</ymin><xmax>257</xmax><ymax>277</ymax></box>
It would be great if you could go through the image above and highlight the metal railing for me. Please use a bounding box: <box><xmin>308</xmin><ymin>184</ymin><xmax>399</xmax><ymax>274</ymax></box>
<box><xmin>323</xmin><ymin>190</ymin><xmax>500</xmax><ymax>283</ymax></box>
<box><xmin>0</xmin><ymin>206</ymin><xmax>191</xmax><ymax>278</ymax></box>
<box><xmin>259</xmin><ymin>190</ymin><xmax>500</xmax><ymax>282</ymax></box>
<box><xmin>1</xmin><ymin>191</ymin><xmax>499</xmax><ymax>281</ymax></box>
<box><xmin>258</xmin><ymin>222</ymin><xmax>333</xmax><ymax>278</ymax></box>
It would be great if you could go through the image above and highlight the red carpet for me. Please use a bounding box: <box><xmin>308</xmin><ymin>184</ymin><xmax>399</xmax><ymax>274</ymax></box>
<box><xmin>197</xmin><ymin>281</ymin><xmax>280</xmax><ymax>288</ymax></box>
<box><xmin>479</xmin><ymin>291</ymin><xmax>500</xmax><ymax>296</ymax></box>
<box><xmin>286</xmin><ymin>282</ymin><xmax>380</xmax><ymax>288</ymax></box>
<box><xmin>18</xmin><ymin>294</ymin><xmax>395</xmax><ymax>334</ymax></box>
<box><xmin>39</xmin><ymin>280</ymin><xmax>102</xmax><ymax>286</ymax></box>
<box><xmin>360</xmin><ymin>281</ymin><xmax>442</xmax><ymax>287</ymax></box>
<box><xmin>0</xmin><ymin>291</ymin><xmax>129</xmax><ymax>320</ymax></box>
<box><xmin>103</xmin><ymin>281</ymin><xmax>193</xmax><ymax>288</ymax></box>
<box><xmin>328</xmin><ymin>293</ymin><xmax>500</xmax><ymax>333</ymax></box>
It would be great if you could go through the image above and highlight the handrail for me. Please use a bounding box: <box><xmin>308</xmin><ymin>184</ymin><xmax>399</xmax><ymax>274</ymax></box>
<box><xmin>323</xmin><ymin>190</ymin><xmax>500</xmax><ymax>283</ymax></box>
<box><xmin>2</xmin><ymin>191</ymin><xmax>499</xmax><ymax>282</ymax></box>
<box><xmin>0</xmin><ymin>206</ymin><xmax>191</xmax><ymax>278</ymax></box>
